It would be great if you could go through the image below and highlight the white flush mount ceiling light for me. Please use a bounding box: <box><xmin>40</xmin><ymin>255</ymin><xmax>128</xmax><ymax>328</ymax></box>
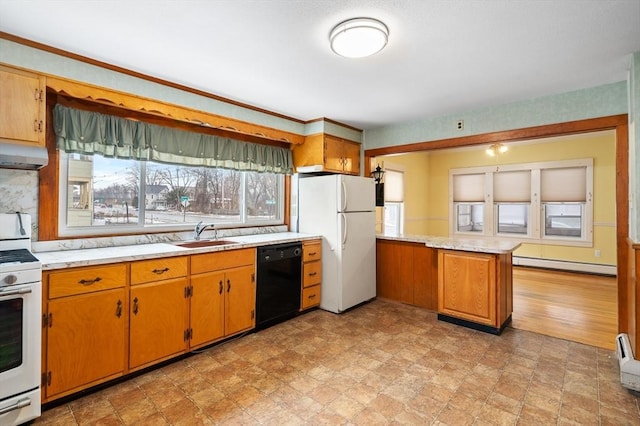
<box><xmin>330</xmin><ymin>17</ymin><xmax>389</xmax><ymax>58</ymax></box>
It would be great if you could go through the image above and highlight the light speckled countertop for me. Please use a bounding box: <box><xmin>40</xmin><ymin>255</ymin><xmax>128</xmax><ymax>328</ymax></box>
<box><xmin>377</xmin><ymin>233</ymin><xmax>521</xmax><ymax>254</ymax></box>
<box><xmin>37</xmin><ymin>232</ymin><xmax>320</xmax><ymax>270</ymax></box>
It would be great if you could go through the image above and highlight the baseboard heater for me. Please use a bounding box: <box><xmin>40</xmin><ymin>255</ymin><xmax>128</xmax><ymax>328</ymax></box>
<box><xmin>513</xmin><ymin>256</ymin><xmax>616</xmax><ymax>276</ymax></box>
<box><xmin>615</xmin><ymin>333</ymin><xmax>640</xmax><ymax>391</ymax></box>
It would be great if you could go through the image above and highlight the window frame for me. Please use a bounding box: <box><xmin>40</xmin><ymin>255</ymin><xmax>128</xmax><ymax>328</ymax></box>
<box><xmin>450</xmin><ymin>158</ymin><xmax>593</xmax><ymax>246</ymax></box>
<box><xmin>57</xmin><ymin>151</ymin><xmax>285</xmax><ymax>238</ymax></box>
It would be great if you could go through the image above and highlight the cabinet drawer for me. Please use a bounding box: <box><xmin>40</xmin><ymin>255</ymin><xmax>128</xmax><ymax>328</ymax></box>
<box><xmin>303</xmin><ymin>241</ymin><xmax>322</xmax><ymax>262</ymax></box>
<box><xmin>301</xmin><ymin>285</ymin><xmax>321</xmax><ymax>310</ymax></box>
<box><xmin>48</xmin><ymin>264</ymin><xmax>126</xmax><ymax>298</ymax></box>
<box><xmin>303</xmin><ymin>261</ymin><xmax>322</xmax><ymax>288</ymax></box>
<box><xmin>191</xmin><ymin>248</ymin><xmax>255</xmax><ymax>275</ymax></box>
<box><xmin>131</xmin><ymin>256</ymin><xmax>188</xmax><ymax>285</ymax></box>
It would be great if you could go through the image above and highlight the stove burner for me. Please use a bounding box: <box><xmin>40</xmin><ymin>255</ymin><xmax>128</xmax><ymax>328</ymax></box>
<box><xmin>0</xmin><ymin>249</ymin><xmax>38</xmax><ymax>265</ymax></box>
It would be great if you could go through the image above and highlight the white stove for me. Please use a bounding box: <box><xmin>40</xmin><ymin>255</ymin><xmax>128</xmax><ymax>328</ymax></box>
<box><xmin>0</xmin><ymin>213</ymin><xmax>41</xmax><ymax>425</ymax></box>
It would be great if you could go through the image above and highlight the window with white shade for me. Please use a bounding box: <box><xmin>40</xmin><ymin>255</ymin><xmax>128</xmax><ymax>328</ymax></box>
<box><xmin>541</xmin><ymin>166</ymin><xmax>588</xmax><ymax>239</ymax></box>
<box><xmin>494</xmin><ymin>170</ymin><xmax>531</xmax><ymax>236</ymax></box>
<box><xmin>453</xmin><ymin>173</ymin><xmax>485</xmax><ymax>234</ymax></box>
<box><xmin>383</xmin><ymin>168</ymin><xmax>404</xmax><ymax>235</ymax></box>
<box><xmin>450</xmin><ymin>159</ymin><xmax>592</xmax><ymax>245</ymax></box>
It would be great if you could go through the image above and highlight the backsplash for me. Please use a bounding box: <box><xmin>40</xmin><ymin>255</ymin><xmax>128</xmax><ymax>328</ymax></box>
<box><xmin>32</xmin><ymin>225</ymin><xmax>288</xmax><ymax>253</ymax></box>
<box><xmin>0</xmin><ymin>168</ymin><xmax>39</xmax><ymax>238</ymax></box>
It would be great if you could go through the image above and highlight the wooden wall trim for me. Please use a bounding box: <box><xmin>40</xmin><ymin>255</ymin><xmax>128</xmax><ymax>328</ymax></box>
<box><xmin>46</xmin><ymin>76</ymin><xmax>305</xmax><ymax>146</ymax></box>
<box><xmin>365</xmin><ymin>115</ymin><xmax>627</xmax><ymax>157</ymax></box>
<box><xmin>365</xmin><ymin>114</ymin><xmax>630</xmax><ymax>348</ymax></box>
<box><xmin>0</xmin><ymin>31</ymin><xmax>305</xmax><ymax>125</ymax></box>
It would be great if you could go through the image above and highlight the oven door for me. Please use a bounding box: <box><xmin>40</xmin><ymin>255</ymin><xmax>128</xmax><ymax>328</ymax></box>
<box><xmin>0</xmin><ymin>281</ymin><xmax>41</xmax><ymax>404</ymax></box>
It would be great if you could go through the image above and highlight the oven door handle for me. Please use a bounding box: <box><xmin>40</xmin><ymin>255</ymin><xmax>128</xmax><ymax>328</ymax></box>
<box><xmin>0</xmin><ymin>397</ymin><xmax>31</xmax><ymax>416</ymax></box>
<box><xmin>0</xmin><ymin>287</ymin><xmax>33</xmax><ymax>297</ymax></box>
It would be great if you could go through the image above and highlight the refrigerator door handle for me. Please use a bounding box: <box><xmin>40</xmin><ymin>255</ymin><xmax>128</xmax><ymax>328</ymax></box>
<box><xmin>341</xmin><ymin>213</ymin><xmax>348</xmax><ymax>247</ymax></box>
<box><xmin>340</xmin><ymin>179</ymin><xmax>348</xmax><ymax>211</ymax></box>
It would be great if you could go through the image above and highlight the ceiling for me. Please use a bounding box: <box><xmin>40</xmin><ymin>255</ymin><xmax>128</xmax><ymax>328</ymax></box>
<box><xmin>1</xmin><ymin>0</ymin><xmax>639</xmax><ymax>131</ymax></box>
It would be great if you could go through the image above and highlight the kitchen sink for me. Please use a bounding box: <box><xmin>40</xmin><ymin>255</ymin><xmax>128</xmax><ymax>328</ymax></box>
<box><xmin>176</xmin><ymin>239</ymin><xmax>238</xmax><ymax>248</ymax></box>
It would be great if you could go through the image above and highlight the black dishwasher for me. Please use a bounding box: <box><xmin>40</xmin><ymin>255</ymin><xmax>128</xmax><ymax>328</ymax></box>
<box><xmin>256</xmin><ymin>242</ymin><xmax>302</xmax><ymax>330</ymax></box>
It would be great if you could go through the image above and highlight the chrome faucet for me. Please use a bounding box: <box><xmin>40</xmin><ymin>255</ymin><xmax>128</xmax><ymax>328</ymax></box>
<box><xmin>193</xmin><ymin>221</ymin><xmax>216</xmax><ymax>240</ymax></box>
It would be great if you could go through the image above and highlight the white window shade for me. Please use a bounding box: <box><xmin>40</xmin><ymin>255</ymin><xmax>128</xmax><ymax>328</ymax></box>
<box><xmin>453</xmin><ymin>174</ymin><xmax>484</xmax><ymax>202</ymax></box>
<box><xmin>541</xmin><ymin>167</ymin><xmax>586</xmax><ymax>202</ymax></box>
<box><xmin>384</xmin><ymin>169</ymin><xmax>404</xmax><ymax>202</ymax></box>
<box><xmin>494</xmin><ymin>170</ymin><xmax>531</xmax><ymax>202</ymax></box>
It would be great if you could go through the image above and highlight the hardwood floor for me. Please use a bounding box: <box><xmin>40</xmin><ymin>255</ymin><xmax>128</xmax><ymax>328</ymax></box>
<box><xmin>511</xmin><ymin>266</ymin><xmax>618</xmax><ymax>350</ymax></box>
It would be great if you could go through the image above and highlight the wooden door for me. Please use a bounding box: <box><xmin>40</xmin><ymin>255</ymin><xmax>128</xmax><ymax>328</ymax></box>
<box><xmin>46</xmin><ymin>288</ymin><xmax>126</xmax><ymax>398</ymax></box>
<box><xmin>438</xmin><ymin>250</ymin><xmax>496</xmax><ymax>326</ymax></box>
<box><xmin>190</xmin><ymin>271</ymin><xmax>225</xmax><ymax>348</ymax></box>
<box><xmin>224</xmin><ymin>265</ymin><xmax>255</xmax><ymax>336</ymax></box>
<box><xmin>129</xmin><ymin>278</ymin><xmax>188</xmax><ymax>369</ymax></box>
<box><xmin>0</xmin><ymin>66</ymin><xmax>45</xmax><ymax>146</ymax></box>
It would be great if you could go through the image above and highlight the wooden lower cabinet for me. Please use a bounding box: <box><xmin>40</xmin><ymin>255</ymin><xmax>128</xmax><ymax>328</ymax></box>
<box><xmin>223</xmin><ymin>265</ymin><xmax>256</xmax><ymax>335</ymax></box>
<box><xmin>129</xmin><ymin>277</ymin><xmax>189</xmax><ymax>369</ymax></box>
<box><xmin>437</xmin><ymin>249</ymin><xmax>513</xmax><ymax>333</ymax></box>
<box><xmin>189</xmin><ymin>248</ymin><xmax>256</xmax><ymax>349</ymax></box>
<box><xmin>376</xmin><ymin>239</ymin><xmax>438</xmax><ymax>309</ymax></box>
<box><xmin>42</xmin><ymin>248</ymin><xmax>257</xmax><ymax>403</ymax></box>
<box><xmin>301</xmin><ymin>239</ymin><xmax>322</xmax><ymax>310</ymax></box>
<box><xmin>190</xmin><ymin>271</ymin><xmax>225</xmax><ymax>347</ymax></box>
<box><xmin>43</xmin><ymin>265</ymin><xmax>127</xmax><ymax>401</ymax></box>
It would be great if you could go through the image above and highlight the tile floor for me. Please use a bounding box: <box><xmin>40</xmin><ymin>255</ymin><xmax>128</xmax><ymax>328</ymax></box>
<box><xmin>35</xmin><ymin>299</ymin><xmax>640</xmax><ymax>425</ymax></box>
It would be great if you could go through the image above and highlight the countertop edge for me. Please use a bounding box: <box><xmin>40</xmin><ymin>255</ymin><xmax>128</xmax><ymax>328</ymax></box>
<box><xmin>376</xmin><ymin>234</ymin><xmax>521</xmax><ymax>254</ymax></box>
<box><xmin>38</xmin><ymin>232</ymin><xmax>322</xmax><ymax>270</ymax></box>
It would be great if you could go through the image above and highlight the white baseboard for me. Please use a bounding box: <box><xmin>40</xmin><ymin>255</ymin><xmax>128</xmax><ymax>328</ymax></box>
<box><xmin>513</xmin><ymin>256</ymin><xmax>616</xmax><ymax>276</ymax></box>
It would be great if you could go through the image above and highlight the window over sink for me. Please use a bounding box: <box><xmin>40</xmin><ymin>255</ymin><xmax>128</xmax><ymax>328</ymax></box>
<box><xmin>59</xmin><ymin>152</ymin><xmax>284</xmax><ymax>236</ymax></box>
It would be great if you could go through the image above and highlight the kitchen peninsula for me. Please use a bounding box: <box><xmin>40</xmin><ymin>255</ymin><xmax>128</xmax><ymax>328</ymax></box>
<box><xmin>377</xmin><ymin>234</ymin><xmax>521</xmax><ymax>335</ymax></box>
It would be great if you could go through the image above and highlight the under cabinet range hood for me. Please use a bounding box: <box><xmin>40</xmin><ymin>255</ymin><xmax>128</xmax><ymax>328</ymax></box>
<box><xmin>0</xmin><ymin>143</ymin><xmax>49</xmax><ymax>170</ymax></box>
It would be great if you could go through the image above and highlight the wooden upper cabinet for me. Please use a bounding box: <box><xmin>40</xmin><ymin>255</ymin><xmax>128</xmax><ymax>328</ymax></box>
<box><xmin>293</xmin><ymin>133</ymin><xmax>361</xmax><ymax>175</ymax></box>
<box><xmin>0</xmin><ymin>64</ymin><xmax>45</xmax><ymax>146</ymax></box>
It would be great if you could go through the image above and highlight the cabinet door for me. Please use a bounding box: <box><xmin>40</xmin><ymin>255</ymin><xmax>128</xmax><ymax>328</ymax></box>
<box><xmin>340</xmin><ymin>139</ymin><xmax>361</xmax><ymax>175</ymax></box>
<box><xmin>438</xmin><ymin>250</ymin><xmax>496</xmax><ymax>326</ymax></box>
<box><xmin>224</xmin><ymin>265</ymin><xmax>255</xmax><ymax>336</ymax></box>
<box><xmin>129</xmin><ymin>278</ymin><xmax>188</xmax><ymax>369</ymax></box>
<box><xmin>323</xmin><ymin>136</ymin><xmax>346</xmax><ymax>173</ymax></box>
<box><xmin>190</xmin><ymin>271</ymin><xmax>225</xmax><ymax>348</ymax></box>
<box><xmin>0</xmin><ymin>66</ymin><xmax>45</xmax><ymax>146</ymax></box>
<box><xmin>46</xmin><ymin>288</ymin><xmax>126</xmax><ymax>398</ymax></box>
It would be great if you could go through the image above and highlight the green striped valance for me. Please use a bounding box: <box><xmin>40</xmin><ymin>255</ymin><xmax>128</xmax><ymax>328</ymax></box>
<box><xmin>53</xmin><ymin>104</ymin><xmax>294</xmax><ymax>174</ymax></box>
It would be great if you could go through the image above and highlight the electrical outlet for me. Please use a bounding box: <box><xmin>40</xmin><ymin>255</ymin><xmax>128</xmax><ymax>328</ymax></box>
<box><xmin>595</xmin><ymin>249</ymin><xmax>601</xmax><ymax>258</ymax></box>
<box><xmin>456</xmin><ymin>120</ymin><xmax>464</xmax><ymax>131</ymax></box>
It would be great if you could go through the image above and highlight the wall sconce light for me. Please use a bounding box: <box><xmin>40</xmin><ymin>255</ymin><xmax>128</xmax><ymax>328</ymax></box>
<box><xmin>371</xmin><ymin>164</ymin><xmax>385</xmax><ymax>183</ymax></box>
<box><xmin>371</xmin><ymin>164</ymin><xmax>385</xmax><ymax>206</ymax></box>
<box><xmin>486</xmin><ymin>143</ymin><xmax>508</xmax><ymax>157</ymax></box>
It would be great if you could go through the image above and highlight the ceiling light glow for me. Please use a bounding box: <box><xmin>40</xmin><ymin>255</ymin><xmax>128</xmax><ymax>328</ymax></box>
<box><xmin>330</xmin><ymin>18</ymin><xmax>389</xmax><ymax>58</ymax></box>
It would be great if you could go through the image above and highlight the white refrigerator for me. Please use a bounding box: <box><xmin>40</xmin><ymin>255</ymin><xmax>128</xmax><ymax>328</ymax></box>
<box><xmin>298</xmin><ymin>174</ymin><xmax>376</xmax><ymax>313</ymax></box>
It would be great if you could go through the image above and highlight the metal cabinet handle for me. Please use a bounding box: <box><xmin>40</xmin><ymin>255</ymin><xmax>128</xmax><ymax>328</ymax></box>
<box><xmin>227</xmin><ymin>279</ymin><xmax>231</xmax><ymax>293</ymax></box>
<box><xmin>152</xmin><ymin>267</ymin><xmax>170</xmax><ymax>274</ymax></box>
<box><xmin>79</xmin><ymin>277</ymin><xmax>102</xmax><ymax>285</ymax></box>
<box><xmin>308</xmin><ymin>272</ymin><xmax>317</xmax><ymax>276</ymax></box>
<box><xmin>133</xmin><ymin>297</ymin><xmax>139</xmax><ymax>315</ymax></box>
<box><xmin>116</xmin><ymin>300</ymin><xmax>122</xmax><ymax>318</ymax></box>
<box><xmin>219</xmin><ymin>280</ymin><xmax>223</xmax><ymax>295</ymax></box>
<box><xmin>308</xmin><ymin>294</ymin><xmax>316</xmax><ymax>299</ymax></box>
